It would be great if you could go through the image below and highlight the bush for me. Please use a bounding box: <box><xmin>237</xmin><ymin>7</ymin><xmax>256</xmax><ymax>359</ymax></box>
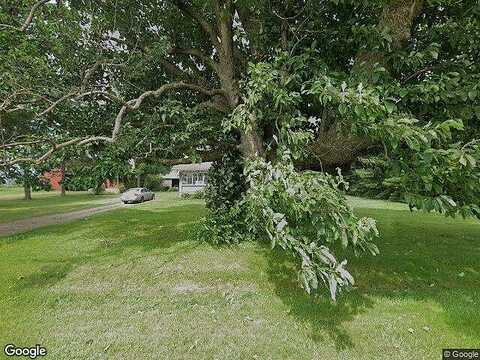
<box><xmin>64</xmin><ymin>175</ymin><xmax>96</xmax><ymax>191</ymax></box>
<box><xmin>191</xmin><ymin>190</ymin><xmax>205</xmax><ymax>199</ymax></box>
<box><xmin>205</xmin><ymin>151</ymin><xmax>246</xmax><ymax>211</ymax></box>
<box><xmin>348</xmin><ymin>156</ymin><xmax>403</xmax><ymax>201</ymax></box>
<box><xmin>180</xmin><ymin>192</ymin><xmax>191</xmax><ymax>199</ymax></box>
<box><xmin>144</xmin><ymin>174</ymin><xmax>163</xmax><ymax>191</ymax></box>
<box><xmin>200</xmin><ymin>204</ymin><xmax>250</xmax><ymax>244</ymax></box>
<box><xmin>181</xmin><ymin>190</ymin><xmax>204</xmax><ymax>199</ymax></box>
<box><xmin>117</xmin><ymin>183</ymin><xmax>126</xmax><ymax>193</ymax></box>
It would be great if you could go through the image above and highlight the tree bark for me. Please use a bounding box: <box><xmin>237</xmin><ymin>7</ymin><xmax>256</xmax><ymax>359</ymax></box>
<box><xmin>60</xmin><ymin>161</ymin><xmax>66</xmax><ymax>196</ymax></box>
<box><xmin>353</xmin><ymin>0</ymin><xmax>424</xmax><ymax>76</ymax></box>
<box><xmin>240</xmin><ymin>130</ymin><xmax>265</xmax><ymax>159</ymax></box>
<box><xmin>23</xmin><ymin>180</ymin><xmax>32</xmax><ymax>200</ymax></box>
<box><xmin>211</xmin><ymin>1</ymin><xmax>266</xmax><ymax>161</ymax></box>
<box><xmin>308</xmin><ymin>0</ymin><xmax>425</xmax><ymax>169</ymax></box>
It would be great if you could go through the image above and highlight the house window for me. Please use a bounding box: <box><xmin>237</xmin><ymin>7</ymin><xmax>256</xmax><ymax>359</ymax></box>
<box><xmin>182</xmin><ymin>174</ymin><xmax>193</xmax><ymax>185</ymax></box>
<box><xmin>182</xmin><ymin>172</ymin><xmax>208</xmax><ymax>185</ymax></box>
<box><xmin>196</xmin><ymin>173</ymin><xmax>204</xmax><ymax>185</ymax></box>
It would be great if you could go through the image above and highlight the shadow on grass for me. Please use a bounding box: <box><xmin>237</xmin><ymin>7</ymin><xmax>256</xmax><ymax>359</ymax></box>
<box><xmin>17</xmin><ymin>263</ymin><xmax>74</xmax><ymax>289</ymax></box>
<box><xmin>14</xmin><ymin>204</ymin><xmax>205</xmax><ymax>291</ymax></box>
<box><xmin>262</xmin><ymin>208</ymin><xmax>480</xmax><ymax>349</ymax></box>
<box><xmin>352</xmin><ymin>209</ymin><xmax>480</xmax><ymax>339</ymax></box>
<box><xmin>263</xmin><ymin>245</ymin><xmax>374</xmax><ymax>350</ymax></box>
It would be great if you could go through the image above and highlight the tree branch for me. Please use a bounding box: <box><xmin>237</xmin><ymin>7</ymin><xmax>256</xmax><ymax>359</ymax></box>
<box><xmin>0</xmin><ymin>140</ymin><xmax>45</xmax><ymax>149</ymax></box>
<box><xmin>169</xmin><ymin>47</ymin><xmax>219</xmax><ymax>74</ymax></box>
<box><xmin>172</xmin><ymin>0</ymin><xmax>220</xmax><ymax>50</ymax></box>
<box><xmin>110</xmin><ymin>82</ymin><xmax>227</xmax><ymax>140</ymax></box>
<box><xmin>0</xmin><ymin>0</ymin><xmax>50</xmax><ymax>33</ymax></box>
<box><xmin>20</xmin><ymin>0</ymin><xmax>50</xmax><ymax>32</ymax></box>
<box><xmin>1</xmin><ymin>82</ymin><xmax>227</xmax><ymax>167</ymax></box>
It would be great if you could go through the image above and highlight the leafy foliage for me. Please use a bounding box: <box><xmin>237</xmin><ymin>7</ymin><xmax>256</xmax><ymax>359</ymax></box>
<box><xmin>205</xmin><ymin>151</ymin><xmax>246</xmax><ymax>212</ymax></box>
<box><xmin>348</xmin><ymin>156</ymin><xmax>403</xmax><ymax>201</ymax></box>
<box><xmin>242</xmin><ymin>156</ymin><xmax>379</xmax><ymax>299</ymax></box>
<box><xmin>203</xmin><ymin>61</ymin><xmax>381</xmax><ymax>300</ymax></box>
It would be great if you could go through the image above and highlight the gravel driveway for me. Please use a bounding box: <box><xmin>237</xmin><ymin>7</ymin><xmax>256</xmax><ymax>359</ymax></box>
<box><xmin>0</xmin><ymin>201</ymin><xmax>124</xmax><ymax>237</ymax></box>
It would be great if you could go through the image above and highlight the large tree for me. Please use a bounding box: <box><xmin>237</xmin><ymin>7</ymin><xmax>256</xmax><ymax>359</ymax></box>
<box><xmin>1</xmin><ymin>0</ymin><xmax>479</xmax><ymax>298</ymax></box>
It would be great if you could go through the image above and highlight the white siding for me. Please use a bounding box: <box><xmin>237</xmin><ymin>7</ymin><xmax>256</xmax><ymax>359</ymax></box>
<box><xmin>161</xmin><ymin>179</ymin><xmax>173</xmax><ymax>187</ymax></box>
<box><xmin>180</xmin><ymin>184</ymin><xmax>207</xmax><ymax>194</ymax></box>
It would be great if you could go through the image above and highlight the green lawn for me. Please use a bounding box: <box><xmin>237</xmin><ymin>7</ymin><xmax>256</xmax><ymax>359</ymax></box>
<box><xmin>0</xmin><ymin>193</ymin><xmax>478</xmax><ymax>359</ymax></box>
<box><xmin>0</xmin><ymin>187</ymin><xmax>117</xmax><ymax>223</ymax></box>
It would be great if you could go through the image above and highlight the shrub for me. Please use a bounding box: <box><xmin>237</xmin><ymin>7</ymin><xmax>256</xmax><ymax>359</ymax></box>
<box><xmin>191</xmin><ymin>190</ymin><xmax>205</xmax><ymax>199</ymax></box>
<box><xmin>348</xmin><ymin>156</ymin><xmax>403</xmax><ymax>201</ymax></box>
<box><xmin>180</xmin><ymin>192</ymin><xmax>191</xmax><ymax>199</ymax></box>
<box><xmin>181</xmin><ymin>190</ymin><xmax>204</xmax><ymax>199</ymax></box>
<box><xmin>205</xmin><ymin>151</ymin><xmax>246</xmax><ymax>211</ymax></box>
<box><xmin>200</xmin><ymin>204</ymin><xmax>250</xmax><ymax>244</ymax></box>
<box><xmin>144</xmin><ymin>174</ymin><xmax>163</xmax><ymax>191</ymax></box>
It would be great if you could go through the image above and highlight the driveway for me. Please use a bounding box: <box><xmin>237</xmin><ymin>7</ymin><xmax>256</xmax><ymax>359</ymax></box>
<box><xmin>0</xmin><ymin>201</ymin><xmax>124</xmax><ymax>237</ymax></box>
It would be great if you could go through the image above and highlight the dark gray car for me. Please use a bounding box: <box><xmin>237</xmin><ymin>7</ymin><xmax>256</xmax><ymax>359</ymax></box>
<box><xmin>120</xmin><ymin>188</ymin><xmax>155</xmax><ymax>204</ymax></box>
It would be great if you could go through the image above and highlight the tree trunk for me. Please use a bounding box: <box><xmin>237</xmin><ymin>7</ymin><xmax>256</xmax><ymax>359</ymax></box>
<box><xmin>210</xmin><ymin>1</ymin><xmax>266</xmax><ymax>163</ymax></box>
<box><xmin>240</xmin><ymin>129</ymin><xmax>265</xmax><ymax>159</ymax></box>
<box><xmin>308</xmin><ymin>0</ymin><xmax>425</xmax><ymax>169</ymax></box>
<box><xmin>23</xmin><ymin>181</ymin><xmax>32</xmax><ymax>200</ymax></box>
<box><xmin>353</xmin><ymin>0</ymin><xmax>424</xmax><ymax>77</ymax></box>
<box><xmin>60</xmin><ymin>162</ymin><xmax>66</xmax><ymax>196</ymax></box>
<box><xmin>136</xmin><ymin>175</ymin><xmax>141</xmax><ymax>187</ymax></box>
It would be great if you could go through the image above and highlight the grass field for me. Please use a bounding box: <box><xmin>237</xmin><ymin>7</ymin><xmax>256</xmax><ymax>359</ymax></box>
<box><xmin>0</xmin><ymin>193</ymin><xmax>479</xmax><ymax>359</ymax></box>
<box><xmin>0</xmin><ymin>187</ymin><xmax>117</xmax><ymax>223</ymax></box>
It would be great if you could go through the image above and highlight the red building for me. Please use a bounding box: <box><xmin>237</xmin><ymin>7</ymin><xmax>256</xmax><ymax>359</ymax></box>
<box><xmin>42</xmin><ymin>169</ymin><xmax>64</xmax><ymax>191</ymax></box>
<box><xmin>43</xmin><ymin>169</ymin><xmax>118</xmax><ymax>192</ymax></box>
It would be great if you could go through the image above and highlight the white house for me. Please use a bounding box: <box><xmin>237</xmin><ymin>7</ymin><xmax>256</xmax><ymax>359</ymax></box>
<box><xmin>162</xmin><ymin>162</ymin><xmax>212</xmax><ymax>195</ymax></box>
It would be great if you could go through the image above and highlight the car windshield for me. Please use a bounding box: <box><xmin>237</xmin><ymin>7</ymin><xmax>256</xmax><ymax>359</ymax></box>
<box><xmin>126</xmin><ymin>188</ymin><xmax>142</xmax><ymax>193</ymax></box>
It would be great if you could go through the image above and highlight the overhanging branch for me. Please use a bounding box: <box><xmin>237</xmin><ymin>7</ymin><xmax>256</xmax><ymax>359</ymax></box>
<box><xmin>169</xmin><ymin>47</ymin><xmax>219</xmax><ymax>74</ymax></box>
<box><xmin>1</xmin><ymin>82</ymin><xmax>228</xmax><ymax>167</ymax></box>
<box><xmin>172</xmin><ymin>0</ymin><xmax>220</xmax><ymax>50</ymax></box>
<box><xmin>0</xmin><ymin>0</ymin><xmax>50</xmax><ymax>33</ymax></box>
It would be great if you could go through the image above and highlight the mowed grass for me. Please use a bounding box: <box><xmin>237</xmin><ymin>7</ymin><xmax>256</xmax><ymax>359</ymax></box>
<box><xmin>0</xmin><ymin>194</ymin><xmax>479</xmax><ymax>359</ymax></box>
<box><xmin>0</xmin><ymin>187</ymin><xmax>117</xmax><ymax>223</ymax></box>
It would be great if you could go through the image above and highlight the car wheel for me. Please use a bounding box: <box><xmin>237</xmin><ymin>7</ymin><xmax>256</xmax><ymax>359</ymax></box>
<box><xmin>140</xmin><ymin>196</ymin><xmax>144</xmax><ymax>202</ymax></box>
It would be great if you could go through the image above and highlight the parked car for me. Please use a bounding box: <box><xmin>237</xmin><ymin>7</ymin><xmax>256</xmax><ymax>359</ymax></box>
<box><xmin>120</xmin><ymin>188</ymin><xmax>155</xmax><ymax>204</ymax></box>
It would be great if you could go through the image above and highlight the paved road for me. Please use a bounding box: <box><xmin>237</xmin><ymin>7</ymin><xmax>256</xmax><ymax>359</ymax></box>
<box><xmin>0</xmin><ymin>201</ymin><xmax>124</xmax><ymax>237</ymax></box>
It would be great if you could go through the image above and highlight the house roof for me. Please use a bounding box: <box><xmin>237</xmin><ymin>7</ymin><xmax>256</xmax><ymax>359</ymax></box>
<box><xmin>162</xmin><ymin>162</ymin><xmax>213</xmax><ymax>179</ymax></box>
